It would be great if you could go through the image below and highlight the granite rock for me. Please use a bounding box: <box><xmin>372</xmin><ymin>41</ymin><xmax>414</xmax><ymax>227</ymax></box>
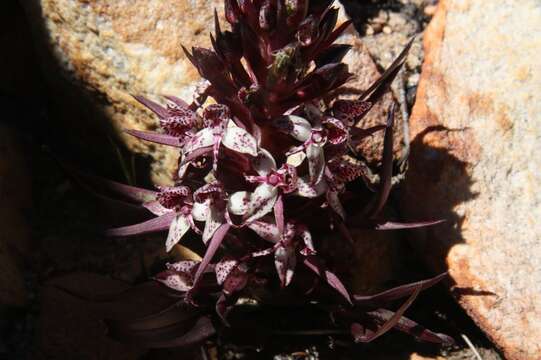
<box><xmin>401</xmin><ymin>1</ymin><xmax>541</xmax><ymax>359</ymax></box>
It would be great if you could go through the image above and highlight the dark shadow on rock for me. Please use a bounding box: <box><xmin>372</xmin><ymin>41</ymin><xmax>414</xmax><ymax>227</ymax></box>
<box><xmin>12</xmin><ymin>0</ymin><xmax>155</xmax><ymax>189</ymax></box>
<box><xmin>388</xmin><ymin>125</ymin><xmax>503</xmax><ymax>358</ymax></box>
<box><xmin>397</xmin><ymin>125</ymin><xmax>478</xmax><ymax>278</ymax></box>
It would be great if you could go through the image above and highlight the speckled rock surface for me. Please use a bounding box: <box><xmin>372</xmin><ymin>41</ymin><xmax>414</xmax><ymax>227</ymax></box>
<box><xmin>21</xmin><ymin>0</ymin><xmax>401</xmax><ymax>184</ymax></box>
<box><xmin>401</xmin><ymin>1</ymin><xmax>541</xmax><ymax>359</ymax></box>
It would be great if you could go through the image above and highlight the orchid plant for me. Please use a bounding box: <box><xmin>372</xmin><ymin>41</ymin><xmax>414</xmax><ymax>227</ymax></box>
<box><xmin>90</xmin><ymin>0</ymin><xmax>453</xmax><ymax>349</ymax></box>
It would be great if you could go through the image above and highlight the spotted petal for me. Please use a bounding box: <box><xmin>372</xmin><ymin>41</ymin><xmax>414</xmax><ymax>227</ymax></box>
<box><xmin>298</xmin><ymin>225</ymin><xmax>316</xmax><ymax>255</ymax></box>
<box><xmin>215</xmin><ymin>257</ymin><xmax>238</xmax><ymax>285</ymax></box>
<box><xmin>228</xmin><ymin>191</ymin><xmax>250</xmax><ymax>216</ymax></box>
<box><xmin>156</xmin><ymin>270</ymin><xmax>193</xmax><ymax>292</ymax></box>
<box><xmin>143</xmin><ymin>201</ymin><xmax>170</xmax><ymax>216</ymax></box>
<box><xmin>248</xmin><ymin>220</ymin><xmax>280</xmax><ymax>243</ymax></box>
<box><xmin>192</xmin><ymin>201</ymin><xmax>210</xmax><ymax>222</ymax></box>
<box><xmin>296</xmin><ymin>176</ymin><xmax>327</xmax><ymax>198</ymax></box>
<box><xmin>327</xmin><ymin>191</ymin><xmax>346</xmax><ymax>220</ymax></box>
<box><xmin>322</xmin><ymin>117</ymin><xmax>348</xmax><ymax>145</ymax></box>
<box><xmin>156</xmin><ymin>260</ymin><xmax>199</xmax><ymax>292</ymax></box>
<box><xmin>252</xmin><ymin>149</ymin><xmax>277</xmax><ymax>176</ymax></box>
<box><xmin>184</xmin><ymin>128</ymin><xmax>215</xmax><ymax>154</ymax></box>
<box><xmin>272</xmin><ymin>115</ymin><xmax>312</xmax><ymax>142</ymax></box>
<box><xmin>202</xmin><ymin>205</ymin><xmax>226</xmax><ymax>244</ymax></box>
<box><xmin>306</xmin><ymin>143</ymin><xmax>325</xmax><ymax>184</ymax></box>
<box><xmin>222</xmin><ymin>123</ymin><xmax>258</xmax><ymax>156</ymax></box>
<box><xmin>275</xmin><ymin>243</ymin><xmax>296</xmax><ymax>287</ymax></box>
<box><xmin>244</xmin><ymin>184</ymin><xmax>279</xmax><ymax>224</ymax></box>
<box><xmin>165</xmin><ymin>214</ymin><xmax>191</xmax><ymax>252</ymax></box>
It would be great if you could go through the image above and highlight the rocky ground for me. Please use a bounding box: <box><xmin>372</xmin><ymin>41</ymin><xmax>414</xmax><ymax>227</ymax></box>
<box><xmin>1</xmin><ymin>0</ymin><xmax>529</xmax><ymax>359</ymax></box>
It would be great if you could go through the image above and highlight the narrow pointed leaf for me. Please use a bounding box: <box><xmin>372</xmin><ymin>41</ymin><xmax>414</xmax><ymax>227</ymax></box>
<box><xmin>350</xmin><ymin>125</ymin><xmax>386</xmax><ymax>143</ymax></box>
<box><xmin>109</xmin><ymin>315</ymin><xmax>215</xmax><ymax>348</ymax></box>
<box><xmin>351</xmin><ymin>285</ymin><xmax>421</xmax><ymax>343</ymax></box>
<box><xmin>106</xmin><ymin>212</ymin><xmax>176</xmax><ymax>237</ymax></box>
<box><xmin>193</xmin><ymin>223</ymin><xmax>231</xmax><ymax>288</ymax></box>
<box><xmin>367</xmin><ymin>105</ymin><xmax>395</xmax><ymax>218</ymax></box>
<box><xmin>107</xmin><ymin>300</ymin><xmax>198</xmax><ymax>333</ymax></box>
<box><xmin>303</xmin><ymin>256</ymin><xmax>352</xmax><ymax>304</ymax></box>
<box><xmin>133</xmin><ymin>95</ymin><xmax>169</xmax><ymax>119</ymax></box>
<box><xmin>359</xmin><ymin>38</ymin><xmax>414</xmax><ymax>102</ymax></box>
<box><xmin>315</xmin><ymin>44</ymin><xmax>352</xmax><ymax>68</ymax></box>
<box><xmin>353</xmin><ymin>272</ymin><xmax>448</xmax><ymax>305</ymax></box>
<box><xmin>143</xmin><ymin>201</ymin><xmax>170</xmax><ymax>216</ymax></box>
<box><xmin>125</xmin><ymin>129</ymin><xmax>182</xmax><ymax>148</ymax></box>
<box><xmin>368</xmin><ymin>309</ymin><xmax>455</xmax><ymax>345</ymax></box>
<box><xmin>62</xmin><ymin>166</ymin><xmax>157</xmax><ymax>204</ymax></box>
<box><xmin>163</xmin><ymin>95</ymin><xmax>190</xmax><ymax>109</ymax></box>
<box><xmin>374</xmin><ymin>219</ymin><xmax>445</xmax><ymax>230</ymax></box>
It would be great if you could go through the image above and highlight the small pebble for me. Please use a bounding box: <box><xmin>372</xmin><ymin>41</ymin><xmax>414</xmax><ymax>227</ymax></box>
<box><xmin>424</xmin><ymin>5</ymin><xmax>437</xmax><ymax>16</ymax></box>
<box><xmin>365</xmin><ymin>25</ymin><xmax>375</xmax><ymax>36</ymax></box>
<box><xmin>382</xmin><ymin>26</ymin><xmax>392</xmax><ymax>34</ymax></box>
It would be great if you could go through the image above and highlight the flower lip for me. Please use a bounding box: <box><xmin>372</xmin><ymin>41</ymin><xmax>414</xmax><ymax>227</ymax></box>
<box><xmin>310</xmin><ymin>129</ymin><xmax>327</xmax><ymax>145</ymax></box>
<box><xmin>246</xmin><ymin>164</ymin><xmax>298</xmax><ymax>193</ymax></box>
<box><xmin>203</xmin><ymin>103</ymin><xmax>231</xmax><ymax>127</ymax></box>
<box><xmin>157</xmin><ymin>186</ymin><xmax>192</xmax><ymax>210</ymax></box>
<box><xmin>267</xmin><ymin>173</ymin><xmax>281</xmax><ymax>186</ymax></box>
<box><xmin>194</xmin><ymin>182</ymin><xmax>225</xmax><ymax>204</ymax></box>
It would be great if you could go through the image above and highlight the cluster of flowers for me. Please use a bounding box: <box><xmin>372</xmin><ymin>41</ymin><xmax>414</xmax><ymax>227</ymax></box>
<box><xmin>99</xmin><ymin>0</ymin><xmax>452</xmax><ymax>348</ymax></box>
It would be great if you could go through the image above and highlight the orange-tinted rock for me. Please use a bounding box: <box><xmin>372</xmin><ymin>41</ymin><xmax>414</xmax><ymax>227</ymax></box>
<box><xmin>401</xmin><ymin>1</ymin><xmax>541</xmax><ymax>359</ymax></box>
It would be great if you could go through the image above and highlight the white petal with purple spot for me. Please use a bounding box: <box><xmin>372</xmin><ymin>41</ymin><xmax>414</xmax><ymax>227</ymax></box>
<box><xmin>222</xmin><ymin>123</ymin><xmax>258</xmax><ymax>156</ymax></box>
<box><xmin>165</xmin><ymin>214</ymin><xmax>191</xmax><ymax>252</ymax></box>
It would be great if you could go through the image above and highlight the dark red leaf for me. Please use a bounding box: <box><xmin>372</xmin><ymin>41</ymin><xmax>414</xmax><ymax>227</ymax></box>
<box><xmin>353</xmin><ymin>272</ymin><xmax>448</xmax><ymax>305</ymax></box>
<box><xmin>193</xmin><ymin>223</ymin><xmax>231</xmax><ymax>288</ymax></box>
<box><xmin>224</xmin><ymin>0</ymin><xmax>242</xmax><ymax>25</ymax></box>
<box><xmin>359</xmin><ymin>38</ymin><xmax>414</xmax><ymax>103</ymax></box>
<box><xmin>303</xmin><ymin>256</ymin><xmax>352</xmax><ymax>304</ymax></box>
<box><xmin>366</xmin><ymin>104</ymin><xmax>395</xmax><ymax>218</ymax></box>
<box><xmin>374</xmin><ymin>219</ymin><xmax>445</xmax><ymax>230</ymax></box>
<box><xmin>124</xmin><ymin>129</ymin><xmax>182</xmax><ymax>147</ymax></box>
<box><xmin>351</xmin><ymin>285</ymin><xmax>421</xmax><ymax>342</ymax></box>
<box><xmin>314</xmin><ymin>44</ymin><xmax>352</xmax><ymax>67</ymax></box>
<box><xmin>368</xmin><ymin>309</ymin><xmax>455</xmax><ymax>345</ymax></box>
<box><xmin>133</xmin><ymin>95</ymin><xmax>169</xmax><ymax>119</ymax></box>
<box><xmin>106</xmin><ymin>212</ymin><xmax>176</xmax><ymax>237</ymax></box>
<box><xmin>108</xmin><ymin>314</ymin><xmax>215</xmax><ymax>348</ymax></box>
